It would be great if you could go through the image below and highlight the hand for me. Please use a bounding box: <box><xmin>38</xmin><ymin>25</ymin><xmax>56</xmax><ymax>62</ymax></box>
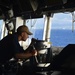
<box><xmin>31</xmin><ymin>50</ymin><xmax>37</xmax><ymax>56</ymax></box>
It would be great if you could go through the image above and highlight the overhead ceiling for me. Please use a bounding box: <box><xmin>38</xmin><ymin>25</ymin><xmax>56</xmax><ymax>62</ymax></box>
<box><xmin>0</xmin><ymin>0</ymin><xmax>75</xmax><ymax>19</ymax></box>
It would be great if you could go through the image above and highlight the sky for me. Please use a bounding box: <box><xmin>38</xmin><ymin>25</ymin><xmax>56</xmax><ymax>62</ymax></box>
<box><xmin>51</xmin><ymin>13</ymin><xmax>73</xmax><ymax>30</ymax></box>
<box><xmin>26</xmin><ymin>12</ymin><xmax>74</xmax><ymax>30</ymax></box>
<box><xmin>0</xmin><ymin>12</ymin><xmax>74</xmax><ymax>30</ymax></box>
<box><xmin>0</xmin><ymin>20</ymin><xmax>3</xmax><ymax>28</ymax></box>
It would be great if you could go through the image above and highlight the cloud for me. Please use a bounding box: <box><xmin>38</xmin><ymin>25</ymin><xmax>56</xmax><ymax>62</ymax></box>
<box><xmin>26</xmin><ymin>13</ymin><xmax>73</xmax><ymax>30</ymax></box>
<box><xmin>27</xmin><ymin>18</ymin><xmax>44</xmax><ymax>29</ymax></box>
<box><xmin>51</xmin><ymin>13</ymin><xmax>72</xmax><ymax>29</ymax></box>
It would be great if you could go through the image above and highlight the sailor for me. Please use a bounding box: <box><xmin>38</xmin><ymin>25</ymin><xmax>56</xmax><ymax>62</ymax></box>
<box><xmin>0</xmin><ymin>25</ymin><xmax>37</xmax><ymax>75</ymax></box>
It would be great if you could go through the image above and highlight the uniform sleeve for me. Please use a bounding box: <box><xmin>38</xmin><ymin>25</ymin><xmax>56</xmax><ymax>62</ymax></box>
<box><xmin>12</xmin><ymin>34</ymin><xmax>25</xmax><ymax>54</ymax></box>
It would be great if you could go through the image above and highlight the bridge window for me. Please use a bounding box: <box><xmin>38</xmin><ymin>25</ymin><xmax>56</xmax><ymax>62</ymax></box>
<box><xmin>50</xmin><ymin>13</ymin><xmax>75</xmax><ymax>47</ymax></box>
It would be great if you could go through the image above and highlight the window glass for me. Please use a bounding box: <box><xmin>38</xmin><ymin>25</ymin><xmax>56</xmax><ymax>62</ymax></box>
<box><xmin>50</xmin><ymin>13</ymin><xmax>75</xmax><ymax>47</ymax></box>
<box><xmin>26</xmin><ymin>18</ymin><xmax>44</xmax><ymax>40</ymax></box>
<box><xmin>0</xmin><ymin>20</ymin><xmax>7</xmax><ymax>40</ymax></box>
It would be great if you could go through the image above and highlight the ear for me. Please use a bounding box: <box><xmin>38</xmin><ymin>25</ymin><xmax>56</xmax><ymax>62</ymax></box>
<box><xmin>21</xmin><ymin>32</ymin><xmax>24</xmax><ymax>37</ymax></box>
<box><xmin>22</xmin><ymin>32</ymin><xmax>26</xmax><ymax>37</ymax></box>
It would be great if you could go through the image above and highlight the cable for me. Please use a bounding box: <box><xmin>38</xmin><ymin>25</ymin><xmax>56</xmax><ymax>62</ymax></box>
<box><xmin>33</xmin><ymin>45</ymin><xmax>38</xmax><ymax>64</ymax></box>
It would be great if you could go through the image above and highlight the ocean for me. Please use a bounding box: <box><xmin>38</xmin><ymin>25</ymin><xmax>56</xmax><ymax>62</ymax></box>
<box><xmin>0</xmin><ymin>29</ymin><xmax>75</xmax><ymax>47</ymax></box>
<box><xmin>32</xmin><ymin>29</ymin><xmax>75</xmax><ymax>47</ymax></box>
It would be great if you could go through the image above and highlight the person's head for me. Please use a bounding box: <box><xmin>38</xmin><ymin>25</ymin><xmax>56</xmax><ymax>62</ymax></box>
<box><xmin>17</xmin><ymin>25</ymin><xmax>32</xmax><ymax>41</ymax></box>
